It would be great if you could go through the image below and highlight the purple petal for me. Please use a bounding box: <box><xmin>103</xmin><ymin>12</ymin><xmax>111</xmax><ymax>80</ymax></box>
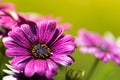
<box><xmin>10</xmin><ymin>56</ymin><xmax>31</xmax><ymax>66</ymax></box>
<box><xmin>76</xmin><ymin>29</ymin><xmax>92</xmax><ymax>46</ymax></box>
<box><xmin>2</xmin><ymin>37</ymin><xmax>12</xmax><ymax>43</ymax></box>
<box><xmin>37</xmin><ymin>20</ymin><xmax>56</xmax><ymax>44</ymax></box>
<box><xmin>49</xmin><ymin>27</ymin><xmax>63</xmax><ymax>46</ymax></box>
<box><xmin>15</xmin><ymin>61</ymin><xmax>28</xmax><ymax>71</ymax></box>
<box><xmin>43</xmin><ymin>21</ymin><xmax>56</xmax><ymax>44</ymax></box>
<box><xmin>111</xmin><ymin>46</ymin><xmax>120</xmax><ymax>55</ymax></box>
<box><xmin>37</xmin><ymin>20</ymin><xmax>48</xmax><ymax>43</ymax></box>
<box><xmin>0</xmin><ymin>3</ymin><xmax>15</xmax><ymax>11</ymax></box>
<box><xmin>46</xmin><ymin>59</ymin><xmax>58</xmax><ymax>78</ymax></box>
<box><xmin>46</xmin><ymin>69</ymin><xmax>55</xmax><ymax>79</ymax></box>
<box><xmin>51</xmin><ymin>54</ymin><xmax>74</xmax><ymax>66</ymax></box>
<box><xmin>94</xmin><ymin>52</ymin><xmax>104</xmax><ymax>59</ymax></box>
<box><xmin>79</xmin><ymin>47</ymin><xmax>89</xmax><ymax>53</ymax></box>
<box><xmin>3</xmin><ymin>37</ymin><xmax>21</xmax><ymax>48</ymax></box>
<box><xmin>21</xmin><ymin>24</ymin><xmax>38</xmax><ymax>44</ymax></box>
<box><xmin>6</xmin><ymin>48</ymin><xmax>31</xmax><ymax>57</ymax></box>
<box><xmin>57</xmin><ymin>23</ymin><xmax>71</xmax><ymax>30</ymax></box>
<box><xmin>8</xmin><ymin>27</ymin><xmax>31</xmax><ymax>48</ymax></box>
<box><xmin>106</xmin><ymin>53</ymin><xmax>112</xmax><ymax>60</ymax></box>
<box><xmin>34</xmin><ymin>60</ymin><xmax>47</xmax><ymax>76</ymax></box>
<box><xmin>25</xmin><ymin>59</ymin><xmax>35</xmax><ymax>77</ymax></box>
<box><xmin>88</xmin><ymin>47</ymin><xmax>99</xmax><ymax>53</ymax></box>
<box><xmin>102</xmin><ymin>56</ymin><xmax>109</xmax><ymax>63</ymax></box>
<box><xmin>77</xmin><ymin>29</ymin><xmax>102</xmax><ymax>46</ymax></box>
<box><xmin>46</xmin><ymin>59</ymin><xmax>58</xmax><ymax>72</ymax></box>
<box><xmin>51</xmin><ymin>42</ymin><xmax>76</xmax><ymax>55</ymax></box>
<box><xmin>51</xmin><ymin>34</ymin><xmax>74</xmax><ymax>48</ymax></box>
<box><xmin>113</xmin><ymin>57</ymin><xmax>120</xmax><ymax>65</ymax></box>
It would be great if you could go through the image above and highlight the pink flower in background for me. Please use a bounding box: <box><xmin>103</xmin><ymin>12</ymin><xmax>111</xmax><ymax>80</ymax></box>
<box><xmin>0</xmin><ymin>2</ymin><xmax>17</xmax><ymax>38</ymax></box>
<box><xmin>104</xmin><ymin>31</ymin><xmax>120</xmax><ymax>65</ymax></box>
<box><xmin>25</xmin><ymin>14</ymin><xmax>71</xmax><ymax>30</ymax></box>
<box><xmin>0</xmin><ymin>3</ymin><xmax>15</xmax><ymax>11</ymax></box>
<box><xmin>57</xmin><ymin>23</ymin><xmax>71</xmax><ymax>30</ymax></box>
<box><xmin>76</xmin><ymin>29</ymin><xmax>120</xmax><ymax>64</ymax></box>
<box><xmin>0</xmin><ymin>11</ymin><xmax>18</xmax><ymax>38</ymax></box>
<box><xmin>0</xmin><ymin>10</ymin><xmax>71</xmax><ymax>38</ymax></box>
<box><xmin>0</xmin><ymin>1</ymin><xmax>71</xmax><ymax>38</ymax></box>
<box><xmin>20</xmin><ymin>14</ymin><xmax>71</xmax><ymax>30</ymax></box>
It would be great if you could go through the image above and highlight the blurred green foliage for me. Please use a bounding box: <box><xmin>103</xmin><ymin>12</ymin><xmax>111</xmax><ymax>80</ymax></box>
<box><xmin>2</xmin><ymin>0</ymin><xmax>120</xmax><ymax>80</ymax></box>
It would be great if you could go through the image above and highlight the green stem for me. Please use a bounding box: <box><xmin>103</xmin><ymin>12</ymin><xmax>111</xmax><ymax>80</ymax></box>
<box><xmin>85</xmin><ymin>58</ymin><xmax>100</xmax><ymax>80</ymax></box>
<box><xmin>0</xmin><ymin>44</ymin><xmax>6</xmax><ymax>79</ymax></box>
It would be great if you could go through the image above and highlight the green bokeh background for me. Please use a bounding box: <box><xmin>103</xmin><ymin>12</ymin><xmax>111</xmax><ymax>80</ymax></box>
<box><xmin>2</xmin><ymin>0</ymin><xmax>120</xmax><ymax>80</ymax></box>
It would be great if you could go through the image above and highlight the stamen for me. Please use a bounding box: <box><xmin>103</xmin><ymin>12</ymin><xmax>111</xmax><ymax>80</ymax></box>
<box><xmin>32</xmin><ymin>44</ymin><xmax>51</xmax><ymax>59</ymax></box>
<box><xmin>98</xmin><ymin>45</ymin><xmax>109</xmax><ymax>52</ymax></box>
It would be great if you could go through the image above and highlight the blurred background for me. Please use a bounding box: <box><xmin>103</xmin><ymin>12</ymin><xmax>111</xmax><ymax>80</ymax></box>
<box><xmin>3</xmin><ymin>0</ymin><xmax>120</xmax><ymax>80</ymax></box>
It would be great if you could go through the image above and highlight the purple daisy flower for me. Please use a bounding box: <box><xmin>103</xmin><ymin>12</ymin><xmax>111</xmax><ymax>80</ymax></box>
<box><xmin>22</xmin><ymin>14</ymin><xmax>72</xmax><ymax>30</ymax></box>
<box><xmin>0</xmin><ymin>11</ymin><xmax>37</xmax><ymax>38</ymax></box>
<box><xmin>3</xmin><ymin>64</ymin><xmax>53</xmax><ymax>80</ymax></box>
<box><xmin>0</xmin><ymin>10</ymin><xmax>71</xmax><ymax>38</ymax></box>
<box><xmin>0</xmin><ymin>11</ymin><xmax>18</xmax><ymax>38</ymax></box>
<box><xmin>3</xmin><ymin>19</ymin><xmax>76</xmax><ymax>78</ymax></box>
<box><xmin>0</xmin><ymin>2</ymin><xmax>71</xmax><ymax>38</ymax></box>
<box><xmin>43</xmin><ymin>15</ymin><xmax>72</xmax><ymax>30</ymax></box>
<box><xmin>76</xmin><ymin>29</ymin><xmax>120</xmax><ymax>64</ymax></box>
<box><xmin>0</xmin><ymin>2</ymin><xmax>17</xmax><ymax>38</ymax></box>
<box><xmin>0</xmin><ymin>3</ymin><xmax>15</xmax><ymax>11</ymax></box>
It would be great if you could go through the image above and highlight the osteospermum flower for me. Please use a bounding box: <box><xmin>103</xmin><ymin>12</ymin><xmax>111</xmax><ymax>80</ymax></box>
<box><xmin>0</xmin><ymin>11</ymin><xmax>18</xmax><ymax>38</ymax></box>
<box><xmin>0</xmin><ymin>2</ymin><xmax>71</xmax><ymax>38</ymax></box>
<box><xmin>46</xmin><ymin>15</ymin><xmax>71</xmax><ymax>30</ymax></box>
<box><xmin>22</xmin><ymin>14</ymin><xmax>71</xmax><ymax>30</ymax></box>
<box><xmin>3</xmin><ymin>64</ymin><xmax>53</xmax><ymax>80</ymax></box>
<box><xmin>3</xmin><ymin>19</ymin><xmax>76</xmax><ymax>78</ymax></box>
<box><xmin>0</xmin><ymin>2</ymin><xmax>17</xmax><ymax>38</ymax></box>
<box><xmin>0</xmin><ymin>10</ymin><xmax>71</xmax><ymax>38</ymax></box>
<box><xmin>104</xmin><ymin>31</ymin><xmax>120</xmax><ymax>65</ymax></box>
<box><xmin>76</xmin><ymin>29</ymin><xmax>120</xmax><ymax>64</ymax></box>
<box><xmin>0</xmin><ymin>3</ymin><xmax>15</xmax><ymax>11</ymax></box>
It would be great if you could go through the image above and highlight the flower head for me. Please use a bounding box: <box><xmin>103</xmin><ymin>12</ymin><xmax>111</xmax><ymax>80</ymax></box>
<box><xmin>0</xmin><ymin>10</ymin><xmax>71</xmax><ymax>38</ymax></box>
<box><xmin>3</xmin><ymin>19</ymin><xmax>76</xmax><ymax>78</ymax></box>
<box><xmin>3</xmin><ymin>64</ymin><xmax>52</xmax><ymax>80</ymax></box>
<box><xmin>76</xmin><ymin>29</ymin><xmax>120</xmax><ymax>64</ymax></box>
<box><xmin>0</xmin><ymin>2</ymin><xmax>17</xmax><ymax>38</ymax></box>
<box><xmin>0</xmin><ymin>10</ymin><xmax>38</xmax><ymax>38</ymax></box>
<box><xmin>22</xmin><ymin>14</ymin><xmax>72</xmax><ymax>30</ymax></box>
<box><xmin>0</xmin><ymin>11</ymin><xmax>18</xmax><ymax>38</ymax></box>
<box><xmin>0</xmin><ymin>3</ymin><xmax>15</xmax><ymax>11</ymax></box>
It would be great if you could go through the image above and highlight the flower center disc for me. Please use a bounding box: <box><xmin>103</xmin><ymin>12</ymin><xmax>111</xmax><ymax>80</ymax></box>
<box><xmin>32</xmin><ymin>44</ymin><xmax>50</xmax><ymax>59</ymax></box>
<box><xmin>98</xmin><ymin>45</ymin><xmax>109</xmax><ymax>52</ymax></box>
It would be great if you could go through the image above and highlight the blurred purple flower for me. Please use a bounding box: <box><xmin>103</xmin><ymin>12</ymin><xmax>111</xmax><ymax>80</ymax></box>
<box><xmin>3</xmin><ymin>64</ymin><xmax>53</xmax><ymax>80</ymax></box>
<box><xmin>0</xmin><ymin>2</ymin><xmax>17</xmax><ymax>38</ymax></box>
<box><xmin>0</xmin><ymin>1</ymin><xmax>71</xmax><ymax>38</ymax></box>
<box><xmin>22</xmin><ymin>14</ymin><xmax>72</xmax><ymax>30</ymax></box>
<box><xmin>0</xmin><ymin>3</ymin><xmax>15</xmax><ymax>11</ymax></box>
<box><xmin>0</xmin><ymin>11</ymin><xmax>18</xmax><ymax>38</ymax></box>
<box><xmin>3</xmin><ymin>19</ymin><xmax>76</xmax><ymax>78</ymax></box>
<box><xmin>76</xmin><ymin>29</ymin><xmax>120</xmax><ymax>64</ymax></box>
<box><xmin>0</xmin><ymin>10</ymin><xmax>71</xmax><ymax>38</ymax></box>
